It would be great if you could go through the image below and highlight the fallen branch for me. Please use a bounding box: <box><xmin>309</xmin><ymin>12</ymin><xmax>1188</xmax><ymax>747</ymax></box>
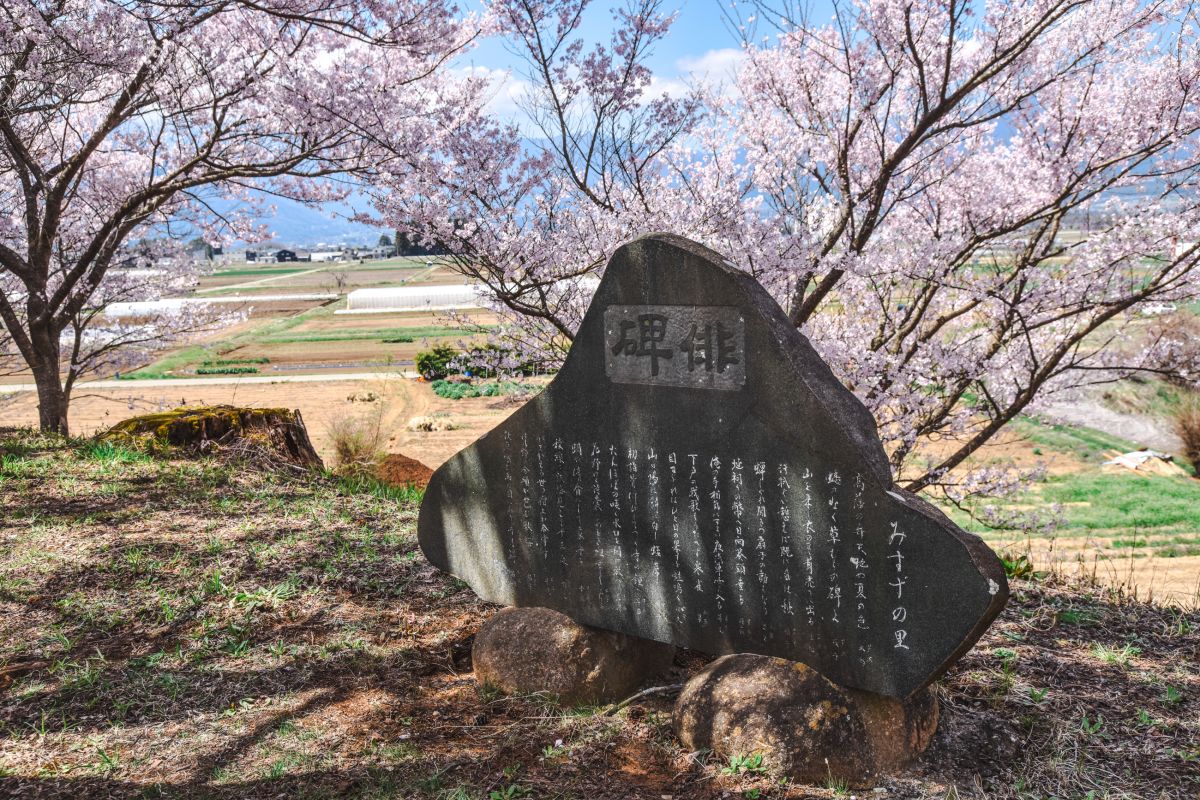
<box><xmin>603</xmin><ymin>683</ymin><xmax>683</xmax><ymax>716</ymax></box>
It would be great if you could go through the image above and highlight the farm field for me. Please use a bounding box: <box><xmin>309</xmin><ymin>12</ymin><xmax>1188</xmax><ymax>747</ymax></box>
<box><xmin>196</xmin><ymin>257</ymin><xmax>467</xmax><ymax>296</ymax></box>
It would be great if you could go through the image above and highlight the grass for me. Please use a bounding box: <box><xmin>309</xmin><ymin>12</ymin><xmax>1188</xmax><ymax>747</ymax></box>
<box><xmin>0</xmin><ymin>430</ymin><xmax>1196</xmax><ymax>799</ymax></box>
<box><xmin>956</xmin><ymin>468</ymin><xmax>1200</xmax><ymax>577</ymax></box>
<box><xmin>259</xmin><ymin>325</ymin><xmax>470</xmax><ymax>344</ymax></box>
<box><xmin>1009</xmin><ymin>416</ymin><xmax>1142</xmax><ymax>463</ymax></box>
<box><xmin>1036</xmin><ymin>473</ymin><xmax>1200</xmax><ymax>532</ymax></box>
<box><xmin>211</xmin><ymin>267</ymin><xmax>308</xmax><ymax>278</ymax></box>
<box><xmin>118</xmin><ymin>345</ymin><xmax>213</xmax><ymax>380</ymax></box>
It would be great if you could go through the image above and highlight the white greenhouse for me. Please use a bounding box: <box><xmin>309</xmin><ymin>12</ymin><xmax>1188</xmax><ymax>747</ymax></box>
<box><xmin>340</xmin><ymin>284</ymin><xmax>484</xmax><ymax>313</ymax></box>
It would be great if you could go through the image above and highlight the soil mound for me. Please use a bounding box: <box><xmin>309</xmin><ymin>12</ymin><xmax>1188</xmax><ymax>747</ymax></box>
<box><xmin>100</xmin><ymin>405</ymin><xmax>323</xmax><ymax>469</ymax></box>
<box><xmin>376</xmin><ymin>452</ymin><xmax>434</xmax><ymax>489</ymax></box>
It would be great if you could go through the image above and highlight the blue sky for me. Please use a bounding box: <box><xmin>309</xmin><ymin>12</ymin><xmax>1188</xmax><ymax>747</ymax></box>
<box><xmin>458</xmin><ymin>0</ymin><xmax>837</xmax><ymax>118</ymax></box>
<box><xmin>463</xmin><ymin>0</ymin><xmax>839</xmax><ymax>82</ymax></box>
<box><xmin>465</xmin><ymin>0</ymin><xmax>741</xmax><ymax>82</ymax></box>
<box><xmin>254</xmin><ymin>0</ymin><xmax>841</xmax><ymax>246</ymax></box>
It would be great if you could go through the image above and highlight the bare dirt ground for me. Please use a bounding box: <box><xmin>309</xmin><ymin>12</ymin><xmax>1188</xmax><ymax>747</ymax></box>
<box><xmin>0</xmin><ymin>376</ymin><xmax>520</xmax><ymax>470</ymax></box>
<box><xmin>0</xmin><ymin>435</ymin><xmax>1195</xmax><ymax>799</ymax></box>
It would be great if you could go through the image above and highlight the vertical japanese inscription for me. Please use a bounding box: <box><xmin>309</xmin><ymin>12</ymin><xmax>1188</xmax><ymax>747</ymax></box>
<box><xmin>605</xmin><ymin>305</ymin><xmax>746</xmax><ymax>390</ymax></box>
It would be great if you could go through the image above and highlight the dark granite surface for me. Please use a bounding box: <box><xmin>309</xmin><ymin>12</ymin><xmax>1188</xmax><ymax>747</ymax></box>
<box><xmin>419</xmin><ymin>234</ymin><xmax>1008</xmax><ymax>697</ymax></box>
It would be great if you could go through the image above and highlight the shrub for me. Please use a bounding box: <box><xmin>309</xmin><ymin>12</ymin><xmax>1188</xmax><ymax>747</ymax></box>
<box><xmin>200</xmin><ymin>357</ymin><xmax>270</xmax><ymax>366</ymax></box>
<box><xmin>327</xmin><ymin>408</ymin><xmax>387</xmax><ymax>477</ymax></box>
<box><xmin>430</xmin><ymin>380</ymin><xmax>532</xmax><ymax>400</ymax></box>
<box><xmin>416</xmin><ymin>345</ymin><xmax>459</xmax><ymax>380</ymax></box>
<box><xmin>1175</xmin><ymin>394</ymin><xmax>1200</xmax><ymax>475</ymax></box>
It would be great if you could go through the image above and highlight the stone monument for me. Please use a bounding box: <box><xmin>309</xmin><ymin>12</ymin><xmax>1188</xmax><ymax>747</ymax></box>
<box><xmin>418</xmin><ymin>234</ymin><xmax>1008</xmax><ymax>778</ymax></box>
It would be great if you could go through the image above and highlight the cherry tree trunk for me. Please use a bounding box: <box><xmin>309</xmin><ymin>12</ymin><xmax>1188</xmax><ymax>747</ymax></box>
<box><xmin>28</xmin><ymin>329</ymin><xmax>69</xmax><ymax>435</ymax></box>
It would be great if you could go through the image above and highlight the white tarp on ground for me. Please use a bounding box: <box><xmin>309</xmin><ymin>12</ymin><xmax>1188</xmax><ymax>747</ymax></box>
<box><xmin>339</xmin><ymin>284</ymin><xmax>484</xmax><ymax>313</ymax></box>
<box><xmin>1101</xmin><ymin>449</ymin><xmax>1189</xmax><ymax>477</ymax></box>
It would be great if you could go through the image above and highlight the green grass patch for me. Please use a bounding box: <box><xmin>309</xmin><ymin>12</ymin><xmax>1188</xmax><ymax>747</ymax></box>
<box><xmin>430</xmin><ymin>380</ymin><xmax>532</xmax><ymax>400</ymax></box>
<box><xmin>120</xmin><ymin>345</ymin><xmax>213</xmax><ymax>380</ymax></box>
<box><xmin>1041</xmin><ymin>474</ymin><xmax>1200</xmax><ymax>531</ymax></box>
<box><xmin>966</xmin><ymin>472</ymin><xmax>1200</xmax><ymax>536</ymax></box>
<box><xmin>1009</xmin><ymin>417</ymin><xmax>1141</xmax><ymax>462</ymax></box>
<box><xmin>336</xmin><ymin>474</ymin><xmax>424</xmax><ymax>504</ymax></box>
<box><xmin>261</xmin><ymin>326</ymin><xmax>473</xmax><ymax>344</ymax></box>
<box><xmin>211</xmin><ymin>267</ymin><xmax>307</xmax><ymax>277</ymax></box>
<box><xmin>78</xmin><ymin>441</ymin><xmax>152</xmax><ymax>465</ymax></box>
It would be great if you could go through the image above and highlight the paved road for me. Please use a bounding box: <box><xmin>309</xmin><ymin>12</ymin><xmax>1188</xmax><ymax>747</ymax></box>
<box><xmin>0</xmin><ymin>371</ymin><xmax>416</xmax><ymax>394</ymax></box>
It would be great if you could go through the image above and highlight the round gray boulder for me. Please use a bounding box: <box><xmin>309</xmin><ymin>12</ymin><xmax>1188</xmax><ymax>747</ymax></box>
<box><xmin>472</xmin><ymin>607</ymin><xmax>676</xmax><ymax>706</ymax></box>
<box><xmin>674</xmin><ymin>653</ymin><xmax>938</xmax><ymax>786</ymax></box>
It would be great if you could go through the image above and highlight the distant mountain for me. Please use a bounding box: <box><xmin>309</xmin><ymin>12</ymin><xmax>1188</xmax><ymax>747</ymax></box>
<box><xmin>247</xmin><ymin>196</ymin><xmax>385</xmax><ymax>248</ymax></box>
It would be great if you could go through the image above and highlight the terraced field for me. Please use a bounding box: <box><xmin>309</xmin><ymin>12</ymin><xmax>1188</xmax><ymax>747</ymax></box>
<box><xmin>950</xmin><ymin>418</ymin><xmax>1200</xmax><ymax>606</ymax></box>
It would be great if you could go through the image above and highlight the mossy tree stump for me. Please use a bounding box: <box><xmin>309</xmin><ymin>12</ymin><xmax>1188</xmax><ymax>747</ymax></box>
<box><xmin>99</xmin><ymin>405</ymin><xmax>323</xmax><ymax>469</ymax></box>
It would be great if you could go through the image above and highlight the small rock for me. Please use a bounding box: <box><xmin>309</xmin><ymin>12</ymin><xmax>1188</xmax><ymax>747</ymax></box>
<box><xmin>473</xmin><ymin>607</ymin><xmax>675</xmax><ymax>706</ymax></box>
<box><xmin>674</xmin><ymin>653</ymin><xmax>937</xmax><ymax>786</ymax></box>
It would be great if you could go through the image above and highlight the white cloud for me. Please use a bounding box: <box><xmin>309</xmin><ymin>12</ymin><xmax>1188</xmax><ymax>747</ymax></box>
<box><xmin>677</xmin><ymin>47</ymin><xmax>746</xmax><ymax>82</ymax></box>
<box><xmin>646</xmin><ymin>74</ymin><xmax>692</xmax><ymax>100</ymax></box>
<box><xmin>648</xmin><ymin>47</ymin><xmax>747</xmax><ymax>102</ymax></box>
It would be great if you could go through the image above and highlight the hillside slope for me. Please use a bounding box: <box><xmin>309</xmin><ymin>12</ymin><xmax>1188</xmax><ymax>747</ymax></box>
<box><xmin>0</xmin><ymin>432</ymin><xmax>1196</xmax><ymax>799</ymax></box>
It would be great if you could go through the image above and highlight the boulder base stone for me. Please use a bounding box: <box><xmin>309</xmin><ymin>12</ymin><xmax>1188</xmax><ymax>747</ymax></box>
<box><xmin>473</xmin><ymin>607</ymin><xmax>675</xmax><ymax>706</ymax></box>
<box><xmin>675</xmin><ymin>654</ymin><xmax>938</xmax><ymax>786</ymax></box>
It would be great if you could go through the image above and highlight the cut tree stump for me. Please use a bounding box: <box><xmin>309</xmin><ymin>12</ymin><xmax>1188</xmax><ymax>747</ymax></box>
<box><xmin>99</xmin><ymin>405</ymin><xmax>323</xmax><ymax>469</ymax></box>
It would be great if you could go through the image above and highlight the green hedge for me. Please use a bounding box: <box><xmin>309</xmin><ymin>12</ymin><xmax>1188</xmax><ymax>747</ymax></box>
<box><xmin>201</xmin><ymin>357</ymin><xmax>270</xmax><ymax>366</ymax></box>
<box><xmin>195</xmin><ymin>366</ymin><xmax>260</xmax><ymax>375</ymax></box>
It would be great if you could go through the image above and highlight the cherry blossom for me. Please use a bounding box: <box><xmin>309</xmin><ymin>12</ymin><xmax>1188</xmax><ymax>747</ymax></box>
<box><xmin>0</xmin><ymin>0</ymin><xmax>484</xmax><ymax>433</ymax></box>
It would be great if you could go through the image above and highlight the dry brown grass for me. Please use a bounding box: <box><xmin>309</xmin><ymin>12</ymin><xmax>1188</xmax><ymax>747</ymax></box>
<box><xmin>1175</xmin><ymin>393</ymin><xmax>1200</xmax><ymax>475</ymax></box>
<box><xmin>326</xmin><ymin>403</ymin><xmax>388</xmax><ymax>477</ymax></box>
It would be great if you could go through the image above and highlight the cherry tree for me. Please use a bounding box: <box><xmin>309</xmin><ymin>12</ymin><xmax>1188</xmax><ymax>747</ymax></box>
<box><xmin>0</xmin><ymin>0</ymin><xmax>483</xmax><ymax>433</ymax></box>
<box><xmin>372</xmin><ymin>0</ymin><xmax>786</xmax><ymax>363</ymax></box>
<box><xmin>731</xmin><ymin>0</ymin><xmax>1200</xmax><ymax>500</ymax></box>
<box><xmin>385</xmin><ymin>0</ymin><xmax>1200</xmax><ymax>509</ymax></box>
